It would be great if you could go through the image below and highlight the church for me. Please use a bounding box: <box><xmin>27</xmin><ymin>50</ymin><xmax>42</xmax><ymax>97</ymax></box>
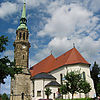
<box><xmin>10</xmin><ymin>2</ymin><xmax>95</xmax><ymax>100</ymax></box>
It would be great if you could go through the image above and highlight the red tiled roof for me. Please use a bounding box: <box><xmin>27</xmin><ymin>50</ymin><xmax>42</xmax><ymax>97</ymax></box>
<box><xmin>30</xmin><ymin>54</ymin><xmax>55</xmax><ymax>76</ymax></box>
<box><xmin>30</xmin><ymin>48</ymin><xmax>90</xmax><ymax>77</ymax></box>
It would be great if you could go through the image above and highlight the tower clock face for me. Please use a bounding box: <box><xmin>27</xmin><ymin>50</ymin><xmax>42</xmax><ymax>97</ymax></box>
<box><xmin>22</xmin><ymin>45</ymin><xmax>26</xmax><ymax>49</ymax></box>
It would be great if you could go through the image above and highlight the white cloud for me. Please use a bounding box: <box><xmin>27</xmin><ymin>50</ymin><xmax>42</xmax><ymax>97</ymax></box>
<box><xmin>3</xmin><ymin>50</ymin><xmax>14</xmax><ymax>61</ymax></box>
<box><xmin>29</xmin><ymin>59</ymin><xmax>38</xmax><ymax>67</ymax></box>
<box><xmin>7</xmin><ymin>28</ymin><xmax>16</xmax><ymax>40</ymax></box>
<box><xmin>38</xmin><ymin>4</ymin><xmax>98</xmax><ymax>38</ymax></box>
<box><xmin>1</xmin><ymin>76</ymin><xmax>11</xmax><ymax>94</ymax></box>
<box><xmin>89</xmin><ymin>0</ymin><xmax>100</xmax><ymax>12</ymax></box>
<box><xmin>0</xmin><ymin>2</ymin><xmax>18</xmax><ymax>19</ymax></box>
<box><xmin>4</xmin><ymin>50</ymin><xmax>14</xmax><ymax>56</ymax></box>
<box><xmin>17</xmin><ymin>0</ymin><xmax>49</xmax><ymax>8</ymax></box>
<box><xmin>8</xmin><ymin>28</ymin><xmax>16</xmax><ymax>34</ymax></box>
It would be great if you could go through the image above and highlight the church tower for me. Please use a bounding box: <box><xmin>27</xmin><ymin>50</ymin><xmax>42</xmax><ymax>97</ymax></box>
<box><xmin>14</xmin><ymin>2</ymin><xmax>30</xmax><ymax>68</ymax></box>
<box><xmin>10</xmin><ymin>2</ymin><xmax>31</xmax><ymax>100</ymax></box>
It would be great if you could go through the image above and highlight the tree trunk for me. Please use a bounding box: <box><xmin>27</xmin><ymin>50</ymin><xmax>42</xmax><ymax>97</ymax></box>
<box><xmin>72</xmin><ymin>94</ymin><xmax>74</xmax><ymax>100</ymax></box>
<box><xmin>0</xmin><ymin>84</ymin><xmax>1</xmax><ymax>100</ymax></box>
<box><xmin>62</xmin><ymin>94</ymin><xmax>63</xmax><ymax>99</ymax></box>
<box><xmin>85</xmin><ymin>94</ymin><xmax>87</xmax><ymax>100</ymax></box>
<box><xmin>47</xmin><ymin>95</ymin><xmax>49</xmax><ymax>99</ymax></box>
<box><xmin>65</xmin><ymin>94</ymin><xmax>66</xmax><ymax>99</ymax></box>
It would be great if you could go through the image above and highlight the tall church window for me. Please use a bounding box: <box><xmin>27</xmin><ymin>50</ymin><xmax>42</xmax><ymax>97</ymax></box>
<box><xmin>83</xmin><ymin>72</ymin><xmax>86</xmax><ymax>81</ymax></box>
<box><xmin>37</xmin><ymin>91</ymin><xmax>41</xmax><ymax>97</ymax></box>
<box><xmin>23</xmin><ymin>32</ymin><xmax>25</xmax><ymax>40</ymax></box>
<box><xmin>19</xmin><ymin>32</ymin><xmax>21</xmax><ymax>40</ymax></box>
<box><xmin>60</xmin><ymin>74</ymin><xmax>63</xmax><ymax>85</ymax></box>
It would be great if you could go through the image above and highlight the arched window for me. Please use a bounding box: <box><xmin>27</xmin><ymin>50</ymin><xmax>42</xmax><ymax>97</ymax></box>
<box><xmin>60</xmin><ymin>74</ymin><xmax>63</xmax><ymax>85</ymax></box>
<box><xmin>23</xmin><ymin>32</ymin><xmax>25</xmax><ymax>40</ymax></box>
<box><xmin>23</xmin><ymin>55</ymin><xmax>24</xmax><ymax>60</ymax></box>
<box><xmin>26</xmin><ymin>33</ymin><xmax>28</xmax><ymax>39</ymax></box>
<box><xmin>83</xmin><ymin>72</ymin><xmax>86</xmax><ymax>81</ymax></box>
<box><xmin>19</xmin><ymin>32</ymin><xmax>21</xmax><ymax>40</ymax></box>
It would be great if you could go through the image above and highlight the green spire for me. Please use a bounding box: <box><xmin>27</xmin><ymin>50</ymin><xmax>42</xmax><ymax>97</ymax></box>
<box><xmin>17</xmin><ymin>1</ymin><xmax>28</xmax><ymax>30</ymax></box>
<box><xmin>21</xmin><ymin>1</ymin><xmax>26</xmax><ymax>19</ymax></box>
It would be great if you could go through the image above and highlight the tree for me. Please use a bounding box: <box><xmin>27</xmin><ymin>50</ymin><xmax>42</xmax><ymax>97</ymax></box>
<box><xmin>97</xmin><ymin>83</ymin><xmax>100</xmax><ymax>96</ymax></box>
<box><xmin>45</xmin><ymin>88</ymin><xmax>52</xmax><ymax>99</ymax></box>
<box><xmin>0</xmin><ymin>35</ymin><xmax>22</xmax><ymax>84</ymax></box>
<box><xmin>64</xmin><ymin>71</ymin><xmax>82</xmax><ymax>100</ymax></box>
<box><xmin>1</xmin><ymin>93</ymin><xmax>9</xmax><ymax>100</ymax></box>
<box><xmin>78</xmin><ymin>80</ymin><xmax>91</xmax><ymax>98</ymax></box>
<box><xmin>0</xmin><ymin>35</ymin><xmax>8</xmax><ymax>52</ymax></box>
<box><xmin>91</xmin><ymin>61</ymin><xmax>100</xmax><ymax>96</ymax></box>
<box><xmin>0</xmin><ymin>35</ymin><xmax>22</xmax><ymax>96</ymax></box>
<box><xmin>60</xmin><ymin>84</ymin><xmax>68</xmax><ymax>99</ymax></box>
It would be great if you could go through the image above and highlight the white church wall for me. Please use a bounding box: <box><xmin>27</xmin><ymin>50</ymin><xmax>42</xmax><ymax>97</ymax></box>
<box><xmin>32</xmin><ymin>64</ymin><xmax>95</xmax><ymax>100</ymax></box>
<box><xmin>50</xmin><ymin>65</ymin><xmax>67</xmax><ymax>84</ymax></box>
<box><xmin>66</xmin><ymin>64</ymin><xmax>95</xmax><ymax>98</ymax></box>
<box><xmin>34</xmin><ymin>79</ymin><xmax>44</xmax><ymax>99</ymax></box>
<box><xmin>49</xmin><ymin>64</ymin><xmax>95</xmax><ymax>99</ymax></box>
<box><xmin>44</xmin><ymin>86</ymin><xmax>59</xmax><ymax>99</ymax></box>
<box><xmin>33</xmin><ymin>79</ymin><xmax>56</xmax><ymax>100</ymax></box>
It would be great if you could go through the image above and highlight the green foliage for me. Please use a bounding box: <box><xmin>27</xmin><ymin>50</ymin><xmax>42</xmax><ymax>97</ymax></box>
<box><xmin>97</xmin><ymin>83</ymin><xmax>100</xmax><ymax>96</ymax></box>
<box><xmin>1</xmin><ymin>93</ymin><xmax>9</xmax><ymax>100</ymax></box>
<box><xmin>0</xmin><ymin>35</ymin><xmax>22</xmax><ymax>84</ymax></box>
<box><xmin>90</xmin><ymin>61</ymin><xmax>100</xmax><ymax>95</ymax></box>
<box><xmin>78</xmin><ymin>80</ymin><xmax>91</xmax><ymax>95</ymax></box>
<box><xmin>60</xmin><ymin>84</ymin><xmax>68</xmax><ymax>95</ymax></box>
<box><xmin>0</xmin><ymin>35</ymin><xmax>8</xmax><ymax>52</ymax></box>
<box><xmin>64</xmin><ymin>71</ymin><xmax>82</xmax><ymax>100</ymax></box>
<box><xmin>45</xmin><ymin>88</ymin><xmax>52</xmax><ymax>99</ymax></box>
<box><xmin>63</xmin><ymin>71</ymin><xmax>91</xmax><ymax>100</ymax></box>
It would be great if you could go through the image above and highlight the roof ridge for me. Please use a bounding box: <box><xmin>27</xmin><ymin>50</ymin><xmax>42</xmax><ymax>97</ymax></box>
<box><xmin>31</xmin><ymin>54</ymin><xmax>55</xmax><ymax>69</ymax></box>
<box><xmin>56</xmin><ymin>48</ymin><xmax>73</xmax><ymax>59</ymax></box>
<box><xmin>65</xmin><ymin>48</ymin><xmax>90</xmax><ymax>65</ymax></box>
<box><xmin>64</xmin><ymin>48</ymin><xmax>74</xmax><ymax>64</ymax></box>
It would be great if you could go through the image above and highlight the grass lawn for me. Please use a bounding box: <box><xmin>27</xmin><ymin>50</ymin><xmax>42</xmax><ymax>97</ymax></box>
<box><xmin>56</xmin><ymin>98</ymin><xmax>93</xmax><ymax>100</ymax></box>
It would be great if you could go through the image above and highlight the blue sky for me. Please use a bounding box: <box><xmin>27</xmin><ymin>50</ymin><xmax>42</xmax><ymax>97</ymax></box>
<box><xmin>0</xmin><ymin>0</ymin><xmax>100</xmax><ymax>94</ymax></box>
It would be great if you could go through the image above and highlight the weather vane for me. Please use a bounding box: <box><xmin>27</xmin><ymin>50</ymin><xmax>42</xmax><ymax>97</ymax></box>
<box><xmin>73</xmin><ymin>43</ymin><xmax>75</xmax><ymax>48</ymax></box>
<box><xmin>50</xmin><ymin>49</ymin><xmax>53</xmax><ymax>55</ymax></box>
<box><xmin>24</xmin><ymin>0</ymin><xmax>26</xmax><ymax>3</ymax></box>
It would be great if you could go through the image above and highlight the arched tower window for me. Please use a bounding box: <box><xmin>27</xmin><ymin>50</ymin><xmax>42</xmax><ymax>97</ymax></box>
<box><xmin>23</xmin><ymin>32</ymin><xmax>25</xmax><ymax>40</ymax></box>
<box><xmin>26</xmin><ymin>33</ymin><xmax>28</xmax><ymax>40</ymax></box>
<box><xmin>23</xmin><ymin>55</ymin><xmax>24</xmax><ymax>60</ymax></box>
<box><xmin>19</xmin><ymin>32</ymin><xmax>21</xmax><ymax>40</ymax></box>
<box><xmin>16</xmin><ymin>31</ymin><xmax>18</xmax><ymax>40</ymax></box>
